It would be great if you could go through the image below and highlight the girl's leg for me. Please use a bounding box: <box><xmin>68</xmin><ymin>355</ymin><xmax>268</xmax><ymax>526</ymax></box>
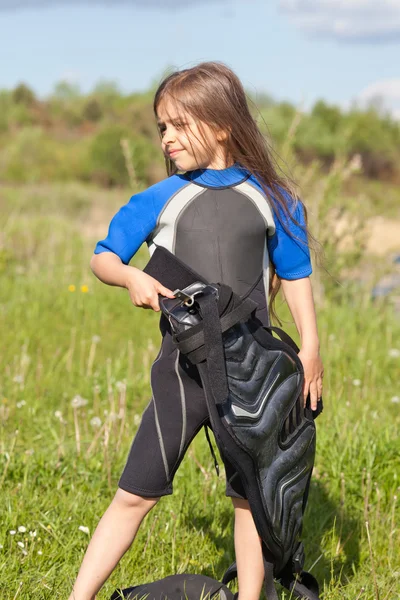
<box><xmin>232</xmin><ymin>498</ymin><xmax>265</xmax><ymax>600</ymax></box>
<box><xmin>68</xmin><ymin>489</ymin><xmax>159</xmax><ymax>600</ymax></box>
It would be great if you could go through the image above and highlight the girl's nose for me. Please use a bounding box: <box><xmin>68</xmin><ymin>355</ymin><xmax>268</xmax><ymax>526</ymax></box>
<box><xmin>163</xmin><ymin>126</ymin><xmax>176</xmax><ymax>145</ymax></box>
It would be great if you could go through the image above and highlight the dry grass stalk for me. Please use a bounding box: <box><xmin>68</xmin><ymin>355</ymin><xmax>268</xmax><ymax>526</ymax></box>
<box><xmin>120</xmin><ymin>138</ymin><xmax>138</xmax><ymax>189</ymax></box>
<box><xmin>0</xmin><ymin>429</ymin><xmax>18</xmax><ymax>488</ymax></box>
<box><xmin>116</xmin><ymin>383</ymin><xmax>127</xmax><ymax>453</ymax></box>
<box><xmin>103</xmin><ymin>420</ymin><xmax>112</xmax><ymax>489</ymax></box>
<box><xmin>86</xmin><ymin>337</ymin><xmax>98</xmax><ymax>377</ymax></box>
<box><xmin>66</xmin><ymin>327</ymin><xmax>76</xmax><ymax>373</ymax></box>
<box><xmin>106</xmin><ymin>358</ymin><xmax>115</xmax><ymax>415</ymax></box>
<box><xmin>73</xmin><ymin>406</ymin><xmax>81</xmax><ymax>455</ymax></box>
<box><xmin>86</xmin><ymin>419</ymin><xmax>108</xmax><ymax>457</ymax></box>
<box><xmin>127</xmin><ymin>339</ymin><xmax>134</xmax><ymax>381</ymax></box>
<box><xmin>388</xmin><ymin>494</ymin><xmax>397</xmax><ymax>562</ymax></box>
<box><xmin>143</xmin><ymin>515</ymin><xmax>159</xmax><ymax>556</ymax></box>
<box><xmin>365</xmin><ymin>520</ymin><xmax>380</xmax><ymax>600</ymax></box>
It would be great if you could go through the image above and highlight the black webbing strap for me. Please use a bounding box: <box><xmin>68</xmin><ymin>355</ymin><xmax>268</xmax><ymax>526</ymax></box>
<box><xmin>267</xmin><ymin>325</ymin><xmax>300</xmax><ymax>353</ymax></box>
<box><xmin>195</xmin><ymin>292</ymin><xmax>229</xmax><ymax>406</ymax></box>
<box><xmin>204</xmin><ymin>424</ymin><xmax>220</xmax><ymax>477</ymax></box>
<box><xmin>174</xmin><ymin>297</ymin><xmax>257</xmax><ymax>356</ymax></box>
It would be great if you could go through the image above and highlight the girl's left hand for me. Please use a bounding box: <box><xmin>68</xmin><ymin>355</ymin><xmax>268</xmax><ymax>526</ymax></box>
<box><xmin>297</xmin><ymin>349</ymin><xmax>324</xmax><ymax>410</ymax></box>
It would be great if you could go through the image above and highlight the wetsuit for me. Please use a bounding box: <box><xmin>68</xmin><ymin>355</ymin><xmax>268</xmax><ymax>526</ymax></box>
<box><xmin>94</xmin><ymin>163</ymin><xmax>312</xmax><ymax>498</ymax></box>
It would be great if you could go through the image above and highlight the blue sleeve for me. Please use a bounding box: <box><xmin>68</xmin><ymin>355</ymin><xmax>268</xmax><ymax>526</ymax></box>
<box><xmin>94</xmin><ymin>188</ymin><xmax>157</xmax><ymax>264</ymax></box>
<box><xmin>267</xmin><ymin>194</ymin><xmax>312</xmax><ymax>280</ymax></box>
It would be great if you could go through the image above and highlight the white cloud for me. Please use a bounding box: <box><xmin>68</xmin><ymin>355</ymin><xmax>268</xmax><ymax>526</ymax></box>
<box><xmin>356</xmin><ymin>78</ymin><xmax>400</xmax><ymax>119</ymax></box>
<box><xmin>0</xmin><ymin>0</ymin><xmax>228</xmax><ymax>9</ymax></box>
<box><xmin>280</xmin><ymin>0</ymin><xmax>400</xmax><ymax>42</ymax></box>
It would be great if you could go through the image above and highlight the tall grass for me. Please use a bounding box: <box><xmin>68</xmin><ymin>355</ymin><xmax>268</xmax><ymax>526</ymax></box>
<box><xmin>0</xmin><ymin>181</ymin><xmax>399</xmax><ymax>599</ymax></box>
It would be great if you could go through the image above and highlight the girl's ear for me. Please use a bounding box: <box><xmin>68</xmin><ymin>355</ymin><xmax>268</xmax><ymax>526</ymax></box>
<box><xmin>216</xmin><ymin>127</ymin><xmax>230</xmax><ymax>142</ymax></box>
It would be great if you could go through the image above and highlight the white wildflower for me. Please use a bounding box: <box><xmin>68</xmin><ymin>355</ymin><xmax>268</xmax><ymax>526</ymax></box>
<box><xmin>0</xmin><ymin>544</ymin><xmax>3</xmax><ymax>549</ymax></box>
<box><xmin>388</xmin><ymin>348</ymin><xmax>400</xmax><ymax>358</ymax></box>
<box><xmin>346</xmin><ymin>401</ymin><xmax>351</xmax><ymax>407</ymax></box>
<box><xmin>90</xmin><ymin>416</ymin><xmax>102</xmax><ymax>428</ymax></box>
<box><xmin>13</xmin><ymin>375</ymin><xmax>24</xmax><ymax>384</ymax></box>
<box><xmin>9</xmin><ymin>530</ymin><xmax>16</xmax><ymax>535</ymax></box>
<box><xmin>134</xmin><ymin>414</ymin><xmax>141</xmax><ymax>426</ymax></box>
<box><xmin>92</xmin><ymin>335</ymin><xmax>101</xmax><ymax>343</ymax></box>
<box><xmin>391</xmin><ymin>396</ymin><xmax>400</xmax><ymax>404</ymax></box>
<box><xmin>71</xmin><ymin>395</ymin><xmax>88</xmax><ymax>408</ymax></box>
<box><xmin>22</xmin><ymin>549</ymin><xmax>28</xmax><ymax>556</ymax></box>
<box><xmin>17</xmin><ymin>541</ymin><xmax>24</xmax><ymax>548</ymax></box>
<box><xmin>78</xmin><ymin>525</ymin><xmax>90</xmax><ymax>535</ymax></box>
<box><xmin>18</xmin><ymin>526</ymin><xmax>26</xmax><ymax>533</ymax></box>
<box><xmin>16</xmin><ymin>400</ymin><xmax>26</xmax><ymax>408</ymax></box>
<box><xmin>116</xmin><ymin>381</ymin><xmax>126</xmax><ymax>392</ymax></box>
<box><xmin>29</xmin><ymin>530</ymin><xmax>37</xmax><ymax>538</ymax></box>
<box><xmin>38</xmin><ymin>550</ymin><xmax>42</xmax><ymax>555</ymax></box>
<box><xmin>109</xmin><ymin>412</ymin><xmax>118</xmax><ymax>422</ymax></box>
<box><xmin>54</xmin><ymin>410</ymin><xmax>63</xmax><ymax>419</ymax></box>
<box><xmin>352</xmin><ymin>379</ymin><xmax>361</xmax><ymax>387</ymax></box>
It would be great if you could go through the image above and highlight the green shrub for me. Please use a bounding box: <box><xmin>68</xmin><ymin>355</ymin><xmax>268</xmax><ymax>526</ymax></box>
<box><xmin>88</xmin><ymin>125</ymin><xmax>162</xmax><ymax>187</ymax></box>
<box><xmin>12</xmin><ymin>83</ymin><xmax>36</xmax><ymax>106</ymax></box>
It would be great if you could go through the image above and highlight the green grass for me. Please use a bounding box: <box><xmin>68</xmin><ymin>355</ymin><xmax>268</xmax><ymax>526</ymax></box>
<box><xmin>0</xmin><ymin>183</ymin><xmax>399</xmax><ymax>599</ymax></box>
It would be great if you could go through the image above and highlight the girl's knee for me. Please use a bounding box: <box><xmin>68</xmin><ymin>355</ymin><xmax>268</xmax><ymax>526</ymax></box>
<box><xmin>114</xmin><ymin>488</ymin><xmax>160</xmax><ymax>512</ymax></box>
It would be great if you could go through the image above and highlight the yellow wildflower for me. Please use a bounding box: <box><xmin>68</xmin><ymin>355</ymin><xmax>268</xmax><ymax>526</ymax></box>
<box><xmin>81</xmin><ymin>285</ymin><xmax>89</xmax><ymax>293</ymax></box>
<box><xmin>68</xmin><ymin>285</ymin><xmax>76</xmax><ymax>292</ymax></box>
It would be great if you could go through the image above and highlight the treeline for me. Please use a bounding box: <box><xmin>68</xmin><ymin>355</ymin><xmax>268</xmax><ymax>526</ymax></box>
<box><xmin>0</xmin><ymin>80</ymin><xmax>399</xmax><ymax>187</ymax></box>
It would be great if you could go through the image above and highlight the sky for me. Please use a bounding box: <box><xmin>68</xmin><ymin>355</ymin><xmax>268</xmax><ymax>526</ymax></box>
<box><xmin>1</xmin><ymin>0</ymin><xmax>400</xmax><ymax>116</ymax></box>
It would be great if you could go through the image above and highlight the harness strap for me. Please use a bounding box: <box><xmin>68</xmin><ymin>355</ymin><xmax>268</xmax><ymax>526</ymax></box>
<box><xmin>195</xmin><ymin>292</ymin><xmax>229</xmax><ymax>406</ymax></box>
<box><xmin>267</xmin><ymin>325</ymin><xmax>300</xmax><ymax>353</ymax></box>
<box><xmin>204</xmin><ymin>424</ymin><xmax>220</xmax><ymax>477</ymax></box>
<box><xmin>174</xmin><ymin>297</ymin><xmax>257</xmax><ymax>357</ymax></box>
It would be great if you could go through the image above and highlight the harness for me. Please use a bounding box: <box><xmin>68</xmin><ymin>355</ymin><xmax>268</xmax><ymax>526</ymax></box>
<box><xmin>144</xmin><ymin>246</ymin><xmax>323</xmax><ymax>600</ymax></box>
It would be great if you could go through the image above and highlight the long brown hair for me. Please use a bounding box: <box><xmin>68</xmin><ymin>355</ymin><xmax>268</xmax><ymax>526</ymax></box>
<box><xmin>153</xmin><ymin>61</ymin><xmax>315</xmax><ymax>324</ymax></box>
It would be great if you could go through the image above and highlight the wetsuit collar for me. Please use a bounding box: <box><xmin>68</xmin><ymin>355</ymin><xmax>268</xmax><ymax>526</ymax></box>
<box><xmin>185</xmin><ymin>162</ymin><xmax>250</xmax><ymax>189</ymax></box>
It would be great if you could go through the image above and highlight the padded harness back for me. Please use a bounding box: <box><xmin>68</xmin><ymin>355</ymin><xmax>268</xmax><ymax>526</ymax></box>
<box><xmin>144</xmin><ymin>247</ymin><xmax>322</xmax><ymax>600</ymax></box>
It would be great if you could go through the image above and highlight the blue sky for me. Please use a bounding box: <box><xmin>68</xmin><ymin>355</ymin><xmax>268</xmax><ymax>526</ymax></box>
<box><xmin>1</xmin><ymin>0</ymin><xmax>400</xmax><ymax>115</ymax></box>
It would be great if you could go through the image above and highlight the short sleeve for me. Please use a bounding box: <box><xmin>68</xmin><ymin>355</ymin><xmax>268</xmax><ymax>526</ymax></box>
<box><xmin>267</xmin><ymin>194</ymin><xmax>312</xmax><ymax>280</ymax></box>
<box><xmin>94</xmin><ymin>188</ymin><xmax>157</xmax><ymax>265</ymax></box>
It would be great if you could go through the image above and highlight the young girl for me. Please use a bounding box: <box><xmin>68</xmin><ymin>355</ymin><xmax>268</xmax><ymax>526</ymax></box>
<box><xmin>69</xmin><ymin>61</ymin><xmax>324</xmax><ymax>600</ymax></box>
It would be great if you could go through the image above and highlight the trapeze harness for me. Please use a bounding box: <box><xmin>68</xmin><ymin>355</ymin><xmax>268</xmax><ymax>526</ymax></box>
<box><xmin>144</xmin><ymin>246</ymin><xmax>323</xmax><ymax>600</ymax></box>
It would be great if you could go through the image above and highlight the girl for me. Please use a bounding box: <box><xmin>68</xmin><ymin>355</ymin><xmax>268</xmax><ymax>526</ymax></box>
<box><xmin>69</xmin><ymin>61</ymin><xmax>324</xmax><ymax>600</ymax></box>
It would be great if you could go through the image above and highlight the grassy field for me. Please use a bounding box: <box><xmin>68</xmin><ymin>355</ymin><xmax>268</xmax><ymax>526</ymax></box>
<box><xmin>1</xmin><ymin>182</ymin><xmax>399</xmax><ymax>599</ymax></box>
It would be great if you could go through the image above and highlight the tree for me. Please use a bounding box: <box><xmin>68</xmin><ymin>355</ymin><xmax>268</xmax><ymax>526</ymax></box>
<box><xmin>12</xmin><ymin>83</ymin><xmax>36</xmax><ymax>106</ymax></box>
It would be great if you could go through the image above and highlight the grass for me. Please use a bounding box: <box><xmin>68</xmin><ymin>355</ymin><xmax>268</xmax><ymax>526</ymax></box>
<box><xmin>0</xmin><ymin>182</ymin><xmax>399</xmax><ymax>599</ymax></box>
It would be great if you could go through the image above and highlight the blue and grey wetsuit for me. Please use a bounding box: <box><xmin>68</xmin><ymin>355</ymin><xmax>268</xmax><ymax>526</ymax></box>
<box><xmin>94</xmin><ymin>163</ymin><xmax>312</xmax><ymax>498</ymax></box>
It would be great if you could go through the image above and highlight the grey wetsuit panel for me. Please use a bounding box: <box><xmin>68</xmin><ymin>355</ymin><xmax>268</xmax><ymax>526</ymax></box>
<box><xmin>174</xmin><ymin>188</ymin><xmax>266</xmax><ymax>297</ymax></box>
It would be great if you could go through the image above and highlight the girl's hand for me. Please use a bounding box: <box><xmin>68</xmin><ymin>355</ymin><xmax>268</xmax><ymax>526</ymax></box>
<box><xmin>124</xmin><ymin>267</ymin><xmax>175</xmax><ymax>311</ymax></box>
<box><xmin>298</xmin><ymin>349</ymin><xmax>324</xmax><ymax>411</ymax></box>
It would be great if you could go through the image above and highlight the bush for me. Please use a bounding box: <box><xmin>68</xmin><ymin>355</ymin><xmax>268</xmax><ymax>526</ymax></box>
<box><xmin>12</xmin><ymin>83</ymin><xmax>36</xmax><ymax>106</ymax></box>
<box><xmin>88</xmin><ymin>125</ymin><xmax>162</xmax><ymax>187</ymax></box>
<box><xmin>82</xmin><ymin>99</ymin><xmax>103</xmax><ymax>122</ymax></box>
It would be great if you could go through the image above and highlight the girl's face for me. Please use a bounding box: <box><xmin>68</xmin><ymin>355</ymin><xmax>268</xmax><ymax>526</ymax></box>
<box><xmin>156</xmin><ymin>98</ymin><xmax>231</xmax><ymax>171</ymax></box>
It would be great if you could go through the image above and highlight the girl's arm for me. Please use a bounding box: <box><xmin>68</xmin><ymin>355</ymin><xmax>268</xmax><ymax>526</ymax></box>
<box><xmin>280</xmin><ymin>277</ymin><xmax>324</xmax><ymax>410</ymax></box>
<box><xmin>90</xmin><ymin>252</ymin><xmax>175</xmax><ymax>311</ymax></box>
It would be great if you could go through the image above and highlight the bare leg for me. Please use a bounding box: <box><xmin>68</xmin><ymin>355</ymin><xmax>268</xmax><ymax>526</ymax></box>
<box><xmin>68</xmin><ymin>489</ymin><xmax>159</xmax><ymax>600</ymax></box>
<box><xmin>232</xmin><ymin>498</ymin><xmax>265</xmax><ymax>600</ymax></box>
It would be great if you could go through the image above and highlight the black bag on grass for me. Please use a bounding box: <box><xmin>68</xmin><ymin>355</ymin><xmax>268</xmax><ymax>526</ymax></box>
<box><xmin>110</xmin><ymin>573</ymin><xmax>235</xmax><ymax>600</ymax></box>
